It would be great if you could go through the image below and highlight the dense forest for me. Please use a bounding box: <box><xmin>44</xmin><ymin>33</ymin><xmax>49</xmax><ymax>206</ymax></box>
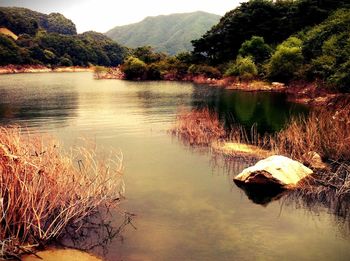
<box><xmin>0</xmin><ymin>1</ymin><xmax>349</xmax><ymax>92</ymax></box>
<box><xmin>120</xmin><ymin>0</ymin><xmax>350</xmax><ymax>92</ymax></box>
<box><xmin>0</xmin><ymin>7</ymin><xmax>127</xmax><ymax>67</ymax></box>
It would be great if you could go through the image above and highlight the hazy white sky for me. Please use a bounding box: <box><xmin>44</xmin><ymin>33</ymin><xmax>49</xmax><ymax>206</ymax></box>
<box><xmin>0</xmin><ymin>0</ymin><xmax>245</xmax><ymax>33</ymax></box>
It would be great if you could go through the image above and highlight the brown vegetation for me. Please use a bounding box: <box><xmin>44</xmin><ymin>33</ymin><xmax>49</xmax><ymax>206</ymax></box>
<box><xmin>93</xmin><ymin>66</ymin><xmax>124</xmax><ymax>79</ymax></box>
<box><xmin>170</xmin><ymin>108</ymin><xmax>225</xmax><ymax>146</ymax></box>
<box><xmin>170</xmin><ymin>104</ymin><xmax>350</xmax><ymax>198</ymax></box>
<box><xmin>276</xmin><ymin>102</ymin><xmax>350</xmax><ymax>163</ymax></box>
<box><xmin>0</xmin><ymin>126</ymin><xmax>124</xmax><ymax>259</ymax></box>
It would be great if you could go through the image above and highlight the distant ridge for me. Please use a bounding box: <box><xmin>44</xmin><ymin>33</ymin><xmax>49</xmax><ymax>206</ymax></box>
<box><xmin>106</xmin><ymin>11</ymin><xmax>220</xmax><ymax>55</ymax></box>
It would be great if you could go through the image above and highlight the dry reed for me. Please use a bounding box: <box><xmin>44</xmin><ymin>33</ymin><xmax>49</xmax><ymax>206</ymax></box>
<box><xmin>170</xmin><ymin>105</ymin><xmax>350</xmax><ymax>198</ymax></box>
<box><xmin>0</xmin><ymin>126</ymin><xmax>124</xmax><ymax>259</ymax></box>
<box><xmin>170</xmin><ymin>108</ymin><xmax>226</xmax><ymax>146</ymax></box>
<box><xmin>276</xmin><ymin>106</ymin><xmax>350</xmax><ymax>163</ymax></box>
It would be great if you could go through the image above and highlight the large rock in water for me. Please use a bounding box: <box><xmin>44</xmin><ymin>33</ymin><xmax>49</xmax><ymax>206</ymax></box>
<box><xmin>234</xmin><ymin>155</ymin><xmax>313</xmax><ymax>188</ymax></box>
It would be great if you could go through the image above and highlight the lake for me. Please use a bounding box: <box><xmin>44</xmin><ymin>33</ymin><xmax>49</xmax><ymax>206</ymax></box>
<box><xmin>0</xmin><ymin>72</ymin><xmax>349</xmax><ymax>261</ymax></box>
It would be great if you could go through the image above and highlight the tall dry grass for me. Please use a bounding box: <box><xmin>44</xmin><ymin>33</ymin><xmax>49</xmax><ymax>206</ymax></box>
<box><xmin>170</xmin><ymin>108</ymin><xmax>226</xmax><ymax>146</ymax></box>
<box><xmin>277</xmin><ymin>105</ymin><xmax>350</xmax><ymax>163</ymax></box>
<box><xmin>0</xmin><ymin>126</ymin><xmax>124</xmax><ymax>259</ymax></box>
<box><xmin>170</xmin><ymin>105</ymin><xmax>350</xmax><ymax>196</ymax></box>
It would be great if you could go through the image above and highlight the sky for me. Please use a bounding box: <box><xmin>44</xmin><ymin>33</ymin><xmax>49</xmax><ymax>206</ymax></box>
<box><xmin>0</xmin><ymin>0</ymin><xmax>245</xmax><ymax>33</ymax></box>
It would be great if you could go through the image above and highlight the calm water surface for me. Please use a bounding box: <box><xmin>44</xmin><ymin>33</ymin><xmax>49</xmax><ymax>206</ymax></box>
<box><xmin>0</xmin><ymin>73</ymin><xmax>349</xmax><ymax>261</ymax></box>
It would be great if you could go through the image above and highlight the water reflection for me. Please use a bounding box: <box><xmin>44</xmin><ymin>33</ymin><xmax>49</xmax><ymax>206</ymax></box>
<box><xmin>1</xmin><ymin>73</ymin><xmax>349</xmax><ymax>260</ymax></box>
<box><xmin>58</xmin><ymin>208</ymin><xmax>136</xmax><ymax>258</ymax></box>
<box><xmin>0</xmin><ymin>74</ymin><xmax>78</xmax><ymax>130</ymax></box>
<box><xmin>191</xmin><ymin>85</ymin><xmax>308</xmax><ymax>132</ymax></box>
<box><xmin>234</xmin><ymin>182</ymin><xmax>287</xmax><ymax>206</ymax></box>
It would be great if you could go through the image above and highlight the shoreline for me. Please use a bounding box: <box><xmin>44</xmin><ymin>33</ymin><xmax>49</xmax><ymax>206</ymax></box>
<box><xmin>0</xmin><ymin>65</ymin><xmax>93</xmax><ymax>74</ymax></box>
<box><xmin>1</xmin><ymin>65</ymin><xmax>342</xmax><ymax>106</ymax></box>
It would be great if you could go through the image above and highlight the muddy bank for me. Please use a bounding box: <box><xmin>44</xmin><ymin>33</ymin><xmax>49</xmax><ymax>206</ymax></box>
<box><xmin>0</xmin><ymin>65</ymin><xmax>93</xmax><ymax>74</ymax></box>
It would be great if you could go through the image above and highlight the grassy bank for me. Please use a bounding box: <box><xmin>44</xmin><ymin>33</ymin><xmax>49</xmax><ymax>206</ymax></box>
<box><xmin>170</xmin><ymin>103</ymin><xmax>350</xmax><ymax>196</ymax></box>
<box><xmin>0</xmin><ymin>127</ymin><xmax>124</xmax><ymax>259</ymax></box>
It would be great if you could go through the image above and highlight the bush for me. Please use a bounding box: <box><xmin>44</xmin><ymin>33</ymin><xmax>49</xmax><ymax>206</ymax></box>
<box><xmin>238</xmin><ymin>36</ymin><xmax>272</xmax><ymax>64</ymax></box>
<box><xmin>225</xmin><ymin>56</ymin><xmax>258</xmax><ymax>80</ymax></box>
<box><xmin>187</xmin><ymin>64</ymin><xmax>221</xmax><ymax>78</ymax></box>
<box><xmin>267</xmin><ymin>37</ymin><xmax>304</xmax><ymax>81</ymax></box>
<box><xmin>58</xmin><ymin>55</ymin><xmax>73</xmax><ymax>66</ymax></box>
<box><xmin>147</xmin><ymin>63</ymin><xmax>162</xmax><ymax>80</ymax></box>
<box><xmin>302</xmin><ymin>9</ymin><xmax>350</xmax><ymax>91</ymax></box>
<box><xmin>0</xmin><ymin>34</ymin><xmax>23</xmax><ymax>65</ymax></box>
<box><xmin>122</xmin><ymin>56</ymin><xmax>148</xmax><ymax>80</ymax></box>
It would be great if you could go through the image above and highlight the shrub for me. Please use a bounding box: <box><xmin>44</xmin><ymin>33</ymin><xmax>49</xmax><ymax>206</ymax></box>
<box><xmin>147</xmin><ymin>63</ymin><xmax>162</xmax><ymax>80</ymax></box>
<box><xmin>0</xmin><ymin>34</ymin><xmax>23</xmax><ymax>65</ymax></box>
<box><xmin>225</xmin><ymin>56</ymin><xmax>258</xmax><ymax>80</ymax></box>
<box><xmin>303</xmin><ymin>9</ymin><xmax>350</xmax><ymax>91</ymax></box>
<box><xmin>267</xmin><ymin>37</ymin><xmax>304</xmax><ymax>81</ymax></box>
<box><xmin>122</xmin><ymin>56</ymin><xmax>148</xmax><ymax>80</ymax></box>
<box><xmin>187</xmin><ymin>64</ymin><xmax>221</xmax><ymax>78</ymax></box>
<box><xmin>238</xmin><ymin>36</ymin><xmax>272</xmax><ymax>64</ymax></box>
<box><xmin>58</xmin><ymin>55</ymin><xmax>73</xmax><ymax>67</ymax></box>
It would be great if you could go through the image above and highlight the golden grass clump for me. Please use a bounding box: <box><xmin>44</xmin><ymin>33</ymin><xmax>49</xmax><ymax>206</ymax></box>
<box><xmin>277</xmin><ymin>105</ymin><xmax>350</xmax><ymax>163</ymax></box>
<box><xmin>0</xmin><ymin>126</ymin><xmax>124</xmax><ymax>259</ymax></box>
<box><xmin>170</xmin><ymin>108</ymin><xmax>226</xmax><ymax>146</ymax></box>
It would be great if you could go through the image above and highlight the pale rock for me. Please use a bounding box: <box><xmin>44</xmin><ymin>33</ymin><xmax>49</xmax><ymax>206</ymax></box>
<box><xmin>234</xmin><ymin>155</ymin><xmax>313</xmax><ymax>187</ymax></box>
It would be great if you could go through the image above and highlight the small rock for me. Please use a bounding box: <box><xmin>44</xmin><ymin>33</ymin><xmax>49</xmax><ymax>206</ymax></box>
<box><xmin>303</xmin><ymin>151</ymin><xmax>327</xmax><ymax>169</ymax></box>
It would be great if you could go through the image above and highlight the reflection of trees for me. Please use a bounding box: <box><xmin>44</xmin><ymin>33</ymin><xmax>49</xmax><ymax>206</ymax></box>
<box><xmin>0</xmin><ymin>90</ymin><xmax>78</xmax><ymax>127</ymax></box>
<box><xmin>191</xmin><ymin>85</ymin><xmax>308</xmax><ymax>133</ymax></box>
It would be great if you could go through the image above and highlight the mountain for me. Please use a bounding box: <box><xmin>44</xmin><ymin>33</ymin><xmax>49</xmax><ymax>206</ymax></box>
<box><xmin>0</xmin><ymin>7</ymin><xmax>127</xmax><ymax>67</ymax></box>
<box><xmin>106</xmin><ymin>11</ymin><xmax>220</xmax><ymax>55</ymax></box>
<box><xmin>0</xmin><ymin>7</ymin><xmax>77</xmax><ymax>35</ymax></box>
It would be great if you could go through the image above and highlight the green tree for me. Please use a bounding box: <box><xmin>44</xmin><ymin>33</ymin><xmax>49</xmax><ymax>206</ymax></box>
<box><xmin>188</xmin><ymin>64</ymin><xmax>221</xmax><ymax>78</ymax></box>
<box><xmin>133</xmin><ymin>46</ymin><xmax>166</xmax><ymax>64</ymax></box>
<box><xmin>267</xmin><ymin>37</ymin><xmax>304</xmax><ymax>81</ymax></box>
<box><xmin>0</xmin><ymin>34</ymin><xmax>23</xmax><ymax>65</ymax></box>
<box><xmin>225</xmin><ymin>56</ymin><xmax>258</xmax><ymax>80</ymax></box>
<box><xmin>238</xmin><ymin>36</ymin><xmax>272</xmax><ymax>64</ymax></box>
<box><xmin>303</xmin><ymin>9</ymin><xmax>350</xmax><ymax>91</ymax></box>
<box><xmin>122</xmin><ymin>56</ymin><xmax>148</xmax><ymax>80</ymax></box>
<box><xmin>192</xmin><ymin>0</ymin><xmax>349</xmax><ymax>64</ymax></box>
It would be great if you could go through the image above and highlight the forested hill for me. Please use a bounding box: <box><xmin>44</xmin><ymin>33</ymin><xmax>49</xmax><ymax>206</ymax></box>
<box><xmin>106</xmin><ymin>11</ymin><xmax>220</xmax><ymax>55</ymax></box>
<box><xmin>0</xmin><ymin>7</ymin><xmax>127</xmax><ymax>67</ymax></box>
<box><xmin>192</xmin><ymin>0</ymin><xmax>350</xmax><ymax>64</ymax></box>
<box><xmin>0</xmin><ymin>7</ymin><xmax>77</xmax><ymax>35</ymax></box>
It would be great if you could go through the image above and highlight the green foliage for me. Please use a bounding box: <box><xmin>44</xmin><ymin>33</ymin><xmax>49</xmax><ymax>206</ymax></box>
<box><xmin>225</xmin><ymin>56</ymin><xmax>258</xmax><ymax>80</ymax></box>
<box><xmin>0</xmin><ymin>34</ymin><xmax>23</xmax><ymax>65</ymax></box>
<box><xmin>192</xmin><ymin>0</ymin><xmax>349</xmax><ymax>64</ymax></box>
<box><xmin>46</xmin><ymin>13</ymin><xmax>76</xmax><ymax>35</ymax></box>
<box><xmin>106</xmin><ymin>11</ymin><xmax>220</xmax><ymax>55</ymax></box>
<box><xmin>132</xmin><ymin>46</ymin><xmax>166</xmax><ymax>63</ymax></box>
<box><xmin>0</xmin><ymin>8</ymin><xmax>127</xmax><ymax>68</ymax></box>
<box><xmin>238</xmin><ymin>36</ymin><xmax>272</xmax><ymax>64</ymax></box>
<box><xmin>267</xmin><ymin>37</ymin><xmax>304</xmax><ymax>81</ymax></box>
<box><xmin>146</xmin><ymin>63</ymin><xmax>162</xmax><ymax>80</ymax></box>
<box><xmin>58</xmin><ymin>55</ymin><xmax>73</xmax><ymax>67</ymax></box>
<box><xmin>122</xmin><ymin>56</ymin><xmax>148</xmax><ymax>80</ymax></box>
<box><xmin>175</xmin><ymin>52</ymin><xmax>194</xmax><ymax>64</ymax></box>
<box><xmin>303</xmin><ymin>9</ymin><xmax>350</xmax><ymax>91</ymax></box>
<box><xmin>79</xmin><ymin>31</ymin><xmax>127</xmax><ymax>66</ymax></box>
<box><xmin>0</xmin><ymin>7</ymin><xmax>76</xmax><ymax>35</ymax></box>
<box><xmin>187</xmin><ymin>64</ymin><xmax>221</xmax><ymax>78</ymax></box>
